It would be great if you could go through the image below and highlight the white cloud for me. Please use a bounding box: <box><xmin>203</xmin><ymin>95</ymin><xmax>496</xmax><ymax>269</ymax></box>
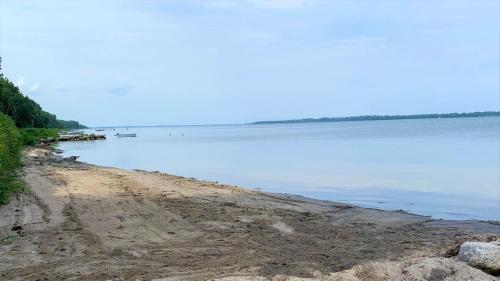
<box><xmin>15</xmin><ymin>78</ymin><xmax>25</xmax><ymax>87</ymax></box>
<box><xmin>30</xmin><ymin>83</ymin><xmax>40</xmax><ymax>92</ymax></box>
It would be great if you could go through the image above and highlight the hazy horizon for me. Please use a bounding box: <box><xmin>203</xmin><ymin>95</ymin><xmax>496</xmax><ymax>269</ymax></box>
<box><xmin>1</xmin><ymin>0</ymin><xmax>499</xmax><ymax>127</ymax></box>
<box><xmin>85</xmin><ymin>111</ymin><xmax>499</xmax><ymax>128</ymax></box>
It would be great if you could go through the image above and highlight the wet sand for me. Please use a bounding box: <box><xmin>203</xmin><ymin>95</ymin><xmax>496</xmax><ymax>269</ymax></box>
<box><xmin>0</xmin><ymin>147</ymin><xmax>498</xmax><ymax>280</ymax></box>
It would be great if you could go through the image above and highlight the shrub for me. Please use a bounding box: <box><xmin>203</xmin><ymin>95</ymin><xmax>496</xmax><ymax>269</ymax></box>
<box><xmin>0</xmin><ymin>113</ymin><xmax>23</xmax><ymax>203</ymax></box>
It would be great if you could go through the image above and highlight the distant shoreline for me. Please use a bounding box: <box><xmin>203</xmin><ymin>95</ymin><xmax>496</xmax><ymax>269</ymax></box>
<box><xmin>89</xmin><ymin>111</ymin><xmax>500</xmax><ymax>128</ymax></box>
<box><xmin>251</xmin><ymin>111</ymin><xmax>500</xmax><ymax>125</ymax></box>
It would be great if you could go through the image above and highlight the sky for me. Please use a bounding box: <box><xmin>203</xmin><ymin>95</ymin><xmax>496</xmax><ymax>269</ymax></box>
<box><xmin>0</xmin><ymin>0</ymin><xmax>499</xmax><ymax>126</ymax></box>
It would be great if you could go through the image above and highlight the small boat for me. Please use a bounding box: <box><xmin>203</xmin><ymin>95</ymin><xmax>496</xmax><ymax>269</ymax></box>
<box><xmin>115</xmin><ymin>133</ymin><xmax>137</xmax><ymax>138</ymax></box>
<box><xmin>95</xmin><ymin>129</ymin><xmax>105</xmax><ymax>131</ymax></box>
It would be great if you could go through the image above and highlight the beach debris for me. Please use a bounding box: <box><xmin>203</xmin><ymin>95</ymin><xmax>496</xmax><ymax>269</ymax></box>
<box><xmin>458</xmin><ymin>242</ymin><xmax>500</xmax><ymax>274</ymax></box>
<box><xmin>64</xmin><ymin>156</ymin><xmax>80</xmax><ymax>161</ymax></box>
<box><xmin>271</xmin><ymin>221</ymin><xmax>294</xmax><ymax>234</ymax></box>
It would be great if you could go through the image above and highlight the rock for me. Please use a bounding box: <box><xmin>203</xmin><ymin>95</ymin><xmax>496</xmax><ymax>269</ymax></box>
<box><xmin>445</xmin><ymin>233</ymin><xmax>499</xmax><ymax>257</ymax></box>
<box><xmin>58</xmin><ymin>133</ymin><xmax>105</xmax><ymax>142</ymax></box>
<box><xmin>211</xmin><ymin>257</ymin><xmax>499</xmax><ymax>281</ymax></box>
<box><xmin>458</xmin><ymin>241</ymin><xmax>500</xmax><ymax>274</ymax></box>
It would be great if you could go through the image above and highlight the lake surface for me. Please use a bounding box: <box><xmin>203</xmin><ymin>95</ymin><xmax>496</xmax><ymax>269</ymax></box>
<box><xmin>58</xmin><ymin>117</ymin><xmax>500</xmax><ymax>221</ymax></box>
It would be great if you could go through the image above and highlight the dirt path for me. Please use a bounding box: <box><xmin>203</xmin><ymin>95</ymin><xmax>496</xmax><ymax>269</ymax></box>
<box><xmin>0</xmin><ymin>148</ymin><xmax>498</xmax><ymax>280</ymax></box>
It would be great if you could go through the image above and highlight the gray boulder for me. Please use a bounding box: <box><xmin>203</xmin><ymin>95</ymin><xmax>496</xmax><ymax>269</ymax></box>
<box><xmin>458</xmin><ymin>241</ymin><xmax>500</xmax><ymax>274</ymax></box>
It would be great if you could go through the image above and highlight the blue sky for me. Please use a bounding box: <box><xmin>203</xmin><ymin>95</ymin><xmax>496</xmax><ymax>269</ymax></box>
<box><xmin>0</xmin><ymin>0</ymin><xmax>499</xmax><ymax>126</ymax></box>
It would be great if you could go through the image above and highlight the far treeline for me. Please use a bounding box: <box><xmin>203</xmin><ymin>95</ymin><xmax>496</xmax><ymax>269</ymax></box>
<box><xmin>252</xmin><ymin>111</ymin><xmax>500</xmax><ymax>125</ymax></box>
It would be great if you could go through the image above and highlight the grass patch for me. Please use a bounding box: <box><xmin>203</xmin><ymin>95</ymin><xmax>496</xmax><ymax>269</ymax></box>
<box><xmin>19</xmin><ymin>128</ymin><xmax>61</xmax><ymax>146</ymax></box>
<box><xmin>0</xmin><ymin>235</ymin><xmax>18</xmax><ymax>245</ymax></box>
<box><xmin>0</xmin><ymin>179</ymin><xmax>23</xmax><ymax>204</ymax></box>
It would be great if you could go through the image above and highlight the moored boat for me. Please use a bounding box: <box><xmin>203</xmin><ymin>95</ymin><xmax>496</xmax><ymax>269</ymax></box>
<box><xmin>115</xmin><ymin>133</ymin><xmax>137</xmax><ymax>138</ymax></box>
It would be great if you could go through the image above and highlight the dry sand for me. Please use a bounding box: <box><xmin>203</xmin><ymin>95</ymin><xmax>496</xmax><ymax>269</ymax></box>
<box><xmin>0</xmin><ymin>147</ymin><xmax>498</xmax><ymax>280</ymax></box>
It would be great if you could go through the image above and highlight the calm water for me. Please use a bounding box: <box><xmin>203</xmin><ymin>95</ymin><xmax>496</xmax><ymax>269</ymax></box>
<box><xmin>58</xmin><ymin>117</ymin><xmax>500</xmax><ymax>221</ymax></box>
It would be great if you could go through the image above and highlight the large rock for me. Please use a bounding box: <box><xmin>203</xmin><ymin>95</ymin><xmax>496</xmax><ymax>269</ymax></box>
<box><xmin>458</xmin><ymin>241</ymin><xmax>500</xmax><ymax>274</ymax></box>
<box><xmin>208</xmin><ymin>257</ymin><xmax>499</xmax><ymax>281</ymax></box>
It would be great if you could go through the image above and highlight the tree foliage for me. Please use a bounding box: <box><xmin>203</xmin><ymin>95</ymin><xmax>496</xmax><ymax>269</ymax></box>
<box><xmin>0</xmin><ymin>76</ymin><xmax>86</xmax><ymax>129</ymax></box>
<box><xmin>58</xmin><ymin>119</ymin><xmax>86</xmax><ymax>129</ymax></box>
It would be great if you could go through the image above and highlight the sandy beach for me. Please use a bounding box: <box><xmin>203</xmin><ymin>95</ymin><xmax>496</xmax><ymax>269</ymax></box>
<box><xmin>0</xmin><ymin>147</ymin><xmax>499</xmax><ymax>281</ymax></box>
